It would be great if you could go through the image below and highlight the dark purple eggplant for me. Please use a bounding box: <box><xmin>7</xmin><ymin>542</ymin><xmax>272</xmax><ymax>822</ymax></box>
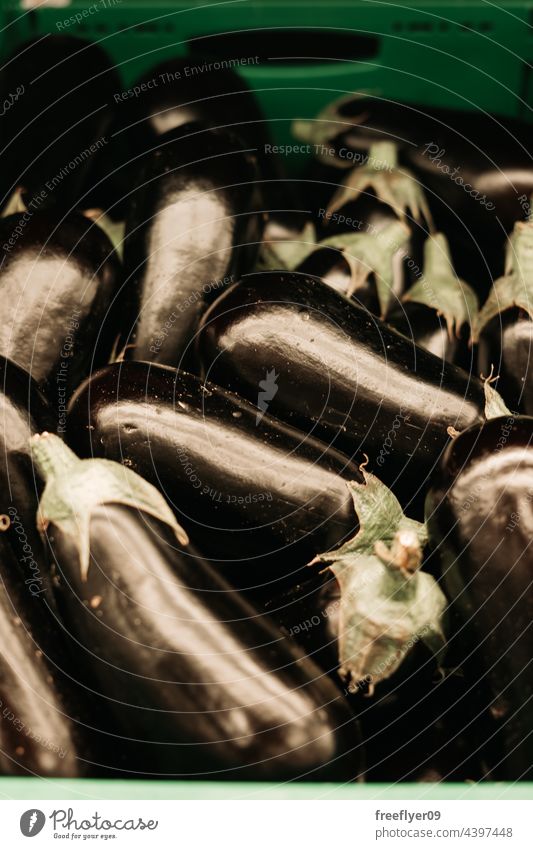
<box><xmin>199</xmin><ymin>271</ymin><xmax>487</xmax><ymax>512</ymax></box>
<box><xmin>264</xmin><ymin>574</ymin><xmax>484</xmax><ymax>782</ymax></box>
<box><xmin>304</xmin><ymin>140</ymin><xmax>431</xmax><ymax>296</ymax></box>
<box><xmin>293</xmin><ymin>219</ymin><xmax>410</xmax><ymax>319</ymax></box>
<box><xmin>263</xmin><ymin>210</ymin><xmax>314</xmax><ymax>246</ymax></box>
<box><xmin>264</xmin><ymin>574</ymin><xmax>341</xmax><ymax>676</ymax></box>
<box><xmin>0</xmin><ymin>363</ymin><xmax>89</xmax><ymax>775</ymax></box>
<box><xmin>0</xmin><ymin>35</ymin><xmax>120</xmax><ymax>214</ymax></box>
<box><xmin>475</xmin><ymin>216</ymin><xmax>533</xmax><ymax>414</ymax></box>
<box><xmin>0</xmin><ymin>211</ymin><xmax>121</xmax><ymax>419</ymax></box>
<box><xmin>478</xmin><ymin>312</ymin><xmax>533</xmax><ymax>414</ymax></box>
<box><xmin>0</xmin><ymin>545</ymin><xmax>89</xmax><ymax>777</ymax></box>
<box><xmin>388</xmin><ymin>232</ymin><xmax>479</xmax><ymax>369</ymax></box>
<box><xmin>0</xmin><ymin>356</ymin><xmax>57</xmax><ymax>602</ymax></box>
<box><xmin>109</xmin><ymin>55</ymin><xmax>291</xmax><ymax>223</ymax></box>
<box><xmin>299</xmin><ymin>96</ymin><xmax>533</xmax><ymax>290</ymax></box>
<box><xmin>31</xmin><ymin>432</ymin><xmax>364</xmax><ymax>781</ymax></box>
<box><xmin>296</xmin><ymin>247</ymin><xmax>379</xmax><ymax>314</ymax></box>
<box><xmin>66</xmin><ymin>361</ymin><xmax>360</xmax><ymax>591</ymax></box>
<box><xmin>426</xmin><ymin>416</ymin><xmax>533</xmax><ymax>780</ymax></box>
<box><xmin>121</xmin><ymin>123</ymin><xmax>264</xmax><ymax>370</ymax></box>
<box><xmin>113</xmin><ymin>56</ymin><xmax>267</xmax><ymax>162</ymax></box>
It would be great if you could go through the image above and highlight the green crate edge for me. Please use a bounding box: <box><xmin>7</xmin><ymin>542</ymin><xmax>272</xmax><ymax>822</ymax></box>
<box><xmin>0</xmin><ymin>778</ymin><xmax>532</xmax><ymax>800</ymax></box>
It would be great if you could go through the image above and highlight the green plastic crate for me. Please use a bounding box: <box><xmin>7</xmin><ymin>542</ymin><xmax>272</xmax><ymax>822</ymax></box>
<box><xmin>1</xmin><ymin>0</ymin><xmax>532</xmax><ymax>166</ymax></box>
<box><xmin>0</xmin><ymin>0</ymin><xmax>531</xmax><ymax>799</ymax></box>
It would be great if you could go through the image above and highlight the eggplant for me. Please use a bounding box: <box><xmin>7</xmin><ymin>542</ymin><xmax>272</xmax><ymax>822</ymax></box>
<box><xmin>426</xmin><ymin>416</ymin><xmax>533</xmax><ymax>780</ymax></box>
<box><xmin>263</xmin><ymin>210</ymin><xmax>314</xmax><ymax>245</ymax></box>
<box><xmin>478</xmin><ymin>312</ymin><xmax>533</xmax><ymax>414</ymax></box>
<box><xmin>475</xmin><ymin>215</ymin><xmax>533</xmax><ymax>413</ymax></box>
<box><xmin>121</xmin><ymin>123</ymin><xmax>264</xmax><ymax>370</ymax></box>
<box><xmin>0</xmin><ymin>356</ymin><xmax>57</xmax><ymax>601</ymax></box>
<box><xmin>264</xmin><ymin>575</ymin><xmax>484</xmax><ymax>782</ymax></box>
<box><xmin>0</xmin><ymin>35</ymin><xmax>120</xmax><ymax>213</ymax></box>
<box><xmin>303</xmin><ymin>141</ymin><xmax>431</xmax><ymax>297</ymax></box>
<box><xmin>113</xmin><ymin>56</ymin><xmax>267</xmax><ymax>163</ymax></box>
<box><xmin>264</xmin><ymin>574</ymin><xmax>341</xmax><ymax>676</ymax></box>
<box><xmin>296</xmin><ymin>247</ymin><xmax>379</xmax><ymax>314</ymax></box>
<box><xmin>298</xmin><ymin>96</ymin><xmax>533</xmax><ymax>290</ymax></box>
<box><xmin>389</xmin><ymin>303</ymin><xmax>473</xmax><ymax>369</ymax></box>
<box><xmin>0</xmin><ymin>364</ymin><xmax>89</xmax><ymax>775</ymax></box>
<box><xmin>199</xmin><ymin>271</ymin><xmax>487</xmax><ymax>511</ymax></box>
<box><xmin>31</xmin><ymin>432</ymin><xmax>364</xmax><ymax>781</ymax></box>
<box><xmin>265</xmin><ymin>572</ymin><xmax>431</xmax><ymax>687</ymax></box>
<box><xmin>66</xmin><ymin>361</ymin><xmax>360</xmax><ymax>590</ymax></box>
<box><xmin>388</xmin><ymin>232</ymin><xmax>479</xmax><ymax>369</ymax></box>
<box><xmin>0</xmin><ymin>211</ymin><xmax>121</xmax><ymax>417</ymax></box>
<box><xmin>0</xmin><ymin>542</ymin><xmax>89</xmax><ymax>777</ymax></box>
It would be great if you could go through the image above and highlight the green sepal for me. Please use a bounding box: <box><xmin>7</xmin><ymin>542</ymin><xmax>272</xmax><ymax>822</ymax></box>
<box><xmin>292</xmin><ymin>93</ymin><xmax>376</xmax><ymax>164</ymax></box>
<box><xmin>483</xmin><ymin>372</ymin><xmax>512</xmax><ymax>420</ymax></box>
<box><xmin>31</xmin><ymin>432</ymin><xmax>188</xmax><ymax>582</ymax></box>
<box><xmin>473</xmin><ymin>219</ymin><xmax>533</xmax><ymax>342</ymax></box>
<box><xmin>84</xmin><ymin>210</ymin><xmax>125</xmax><ymax>258</ymax></box>
<box><xmin>320</xmin><ymin>220</ymin><xmax>410</xmax><ymax>317</ymax></box>
<box><xmin>1</xmin><ymin>187</ymin><xmax>26</xmax><ymax>217</ymax></box>
<box><xmin>315</xmin><ymin>470</ymin><xmax>446</xmax><ymax>691</ymax></box>
<box><xmin>0</xmin><ymin>191</ymin><xmax>125</xmax><ymax>258</ymax></box>
<box><xmin>256</xmin><ymin>222</ymin><xmax>317</xmax><ymax>271</ymax></box>
<box><xmin>326</xmin><ymin>142</ymin><xmax>434</xmax><ymax>229</ymax></box>
<box><xmin>403</xmin><ymin>233</ymin><xmax>479</xmax><ymax>336</ymax></box>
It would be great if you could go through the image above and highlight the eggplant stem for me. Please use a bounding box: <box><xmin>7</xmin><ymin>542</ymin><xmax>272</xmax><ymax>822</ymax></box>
<box><xmin>374</xmin><ymin>529</ymin><xmax>422</xmax><ymax>575</ymax></box>
<box><xmin>30</xmin><ymin>432</ymin><xmax>79</xmax><ymax>480</ymax></box>
<box><xmin>358</xmin><ymin>453</ymin><xmax>370</xmax><ymax>471</ymax></box>
<box><xmin>368</xmin><ymin>141</ymin><xmax>398</xmax><ymax>171</ymax></box>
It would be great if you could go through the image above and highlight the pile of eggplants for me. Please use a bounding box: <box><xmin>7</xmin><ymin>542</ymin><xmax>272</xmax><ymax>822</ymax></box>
<box><xmin>0</xmin><ymin>41</ymin><xmax>531</xmax><ymax>785</ymax></box>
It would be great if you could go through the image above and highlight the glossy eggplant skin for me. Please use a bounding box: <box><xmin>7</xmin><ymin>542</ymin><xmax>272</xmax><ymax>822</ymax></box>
<box><xmin>0</xmin><ymin>35</ymin><xmax>119</xmax><ymax>213</ymax></box>
<box><xmin>0</xmin><ymin>357</ymin><xmax>56</xmax><ymax>601</ymax></box>
<box><xmin>426</xmin><ymin>417</ymin><xmax>533</xmax><ymax>780</ymax></box>
<box><xmin>478</xmin><ymin>310</ymin><xmax>533</xmax><ymax>415</ymax></box>
<box><xmin>296</xmin><ymin>250</ymin><xmax>380</xmax><ymax>314</ymax></box>
<box><xmin>47</xmin><ymin>504</ymin><xmax>364</xmax><ymax>781</ymax></box>
<box><xmin>264</xmin><ymin>574</ymin><xmax>341</xmax><ymax>676</ymax></box>
<box><xmin>66</xmin><ymin>361</ymin><xmax>360</xmax><ymax>590</ymax></box>
<box><xmin>0</xmin><ymin>212</ymin><xmax>121</xmax><ymax>417</ymax></box>
<box><xmin>388</xmin><ymin>302</ymin><xmax>474</xmax><ymax>370</ymax></box>
<box><xmin>0</xmin><ymin>545</ymin><xmax>88</xmax><ymax>777</ymax></box>
<box><xmin>122</xmin><ymin>123</ymin><xmax>264</xmax><ymax>370</ymax></box>
<box><xmin>199</xmin><ymin>272</ymin><xmax>486</xmax><ymax>512</ymax></box>
<box><xmin>308</xmin><ymin>98</ymin><xmax>533</xmax><ymax>290</ymax></box>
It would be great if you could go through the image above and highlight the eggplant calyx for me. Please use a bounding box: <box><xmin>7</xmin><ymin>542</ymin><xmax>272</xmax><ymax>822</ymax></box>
<box><xmin>473</xmin><ymin>219</ymin><xmax>533</xmax><ymax>341</ymax></box>
<box><xmin>374</xmin><ymin>528</ymin><xmax>422</xmax><ymax>576</ymax></box>
<box><xmin>402</xmin><ymin>232</ymin><xmax>479</xmax><ymax>337</ymax></box>
<box><xmin>318</xmin><ymin>220</ymin><xmax>410</xmax><ymax>317</ymax></box>
<box><xmin>257</xmin><ymin>221</ymin><xmax>317</xmax><ymax>271</ymax></box>
<box><xmin>291</xmin><ymin>93</ymin><xmax>372</xmax><ymax>164</ymax></box>
<box><xmin>1</xmin><ymin>186</ymin><xmax>26</xmax><ymax>217</ymax></box>
<box><xmin>83</xmin><ymin>209</ymin><xmax>125</xmax><ymax>258</ymax></box>
<box><xmin>30</xmin><ymin>432</ymin><xmax>188</xmax><ymax>581</ymax></box>
<box><xmin>326</xmin><ymin>141</ymin><xmax>434</xmax><ymax>229</ymax></box>
<box><xmin>315</xmin><ymin>470</ymin><xmax>446</xmax><ymax>691</ymax></box>
<box><xmin>482</xmin><ymin>367</ymin><xmax>513</xmax><ymax>420</ymax></box>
